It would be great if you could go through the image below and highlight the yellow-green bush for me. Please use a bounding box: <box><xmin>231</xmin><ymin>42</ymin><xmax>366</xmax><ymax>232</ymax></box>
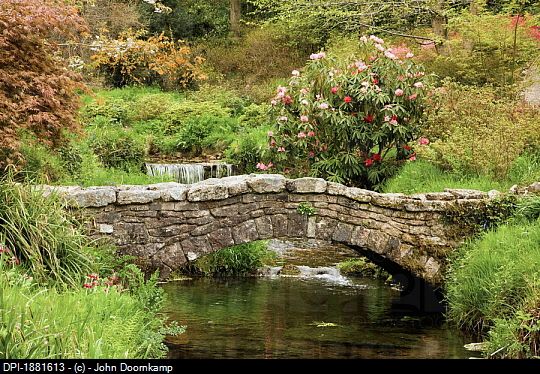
<box><xmin>422</xmin><ymin>81</ymin><xmax>540</xmax><ymax>179</ymax></box>
<box><xmin>91</xmin><ymin>31</ymin><xmax>206</xmax><ymax>90</ymax></box>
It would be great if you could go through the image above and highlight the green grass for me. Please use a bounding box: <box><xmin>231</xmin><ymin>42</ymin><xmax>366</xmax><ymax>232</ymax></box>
<box><xmin>337</xmin><ymin>258</ymin><xmax>390</xmax><ymax>279</ymax></box>
<box><xmin>383</xmin><ymin>154</ymin><xmax>540</xmax><ymax>194</ymax></box>
<box><xmin>187</xmin><ymin>241</ymin><xmax>275</xmax><ymax>277</ymax></box>
<box><xmin>445</xmin><ymin>208</ymin><xmax>540</xmax><ymax>358</ymax></box>
<box><xmin>0</xmin><ymin>264</ymin><xmax>177</xmax><ymax>358</ymax></box>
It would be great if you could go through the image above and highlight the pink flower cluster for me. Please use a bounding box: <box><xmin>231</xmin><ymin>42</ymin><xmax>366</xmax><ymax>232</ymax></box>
<box><xmin>256</xmin><ymin>162</ymin><xmax>273</xmax><ymax>171</ymax></box>
<box><xmin>310</xmin><ymin>51</ymin><xmax>326</xmax><ymax>60</ymax></box>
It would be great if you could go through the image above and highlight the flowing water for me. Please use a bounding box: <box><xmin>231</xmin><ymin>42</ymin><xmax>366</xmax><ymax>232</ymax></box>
<box><xmin>146</xmin><ymin>163</ymin><xmax>234</xmax><ymax>184</ymax></box>
<box><xmin>163</xmin><ymin>241</ymin><xmax>478</xmax><ymax>359</ymax></box>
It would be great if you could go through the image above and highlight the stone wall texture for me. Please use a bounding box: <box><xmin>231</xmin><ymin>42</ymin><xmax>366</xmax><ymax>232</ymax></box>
<box><xmin>41</xmin><ymin>175</ymin><xmax>496</xmax><ymax>284</ymax></box>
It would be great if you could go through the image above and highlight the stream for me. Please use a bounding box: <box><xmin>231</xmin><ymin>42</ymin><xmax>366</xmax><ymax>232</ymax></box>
<box><xmin>162</xmin><ymin>241</ymin><xmax>478</xmax><ymax>359</ymax></box>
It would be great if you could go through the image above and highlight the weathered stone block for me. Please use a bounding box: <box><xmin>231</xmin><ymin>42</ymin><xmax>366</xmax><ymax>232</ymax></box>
<box><xmin>117</xmin><ymin>190</ymin><xmax>161</xmax><ymax>205</ymax></box>
<box><xmin>287</xmin><ymin>213</ymin><xmax>306</xmax><ymax>237</ymax></box>
<box><xmin>444</xmin><ymin>189</ymin><xmax>487</xmax><ymax>199</ymax></box>
<box><xmin>332</xmin><ymin>223</ymin><xmax>354</xmax><ymax>243</ymax></box>
<box><xmin>187</xmin><ymin>183</ymin><xmax>229</xmax><ymax>201</ymax></box>
<box><xmin>232</xmin><ymin>220</ymin><xmax>259</xmax><ymax>244</ymax></box>
<box><xmin>254</xmin><ymin>216</ymin><xmax>273</xmax><ymax>239</ymax></box>
<box><xmin>160</xmin><ymin>187</ymin><xmax>188</xmax><ymax>201</ymax></box>
<box><xmin>286</xmin><ymin>177</ymin><xmax>327</xmax><ymax>193</ymax></box>
<box><xmin>350</xmin><ymin>226</ymin><xmax>370</xmax><ymax>247</ymax></box>
<box><xmin>271</xmin><ymin>214</ymin><xmax>288</xmax><ymax>238</ymax></box>
<box><xmin>207</xmin><ymin>227</ymin><xmax>235</xmax><ymax>249</ymax></box>
<box><xmin>67</xmin><ymin>187</ymin><xmax>116</xmax><ymax>207</ymax></box>
<box><xmin>247</xmin><ymin>174</ymin><xmax>286</xmax><ymax>193</ymax></box>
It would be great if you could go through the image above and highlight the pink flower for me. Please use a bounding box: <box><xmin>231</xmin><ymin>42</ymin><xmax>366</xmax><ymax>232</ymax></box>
<box><xmin>283</xmin><ymin>95</ymin><xmax>293</xmax><ymax>105</ymax></box>
<box><xmin>270</xmin><ymin>139</ymin><xmax>276</xmax><ymax>147</ymax></box>
<box><xmin>267</xmin><ymin>162</ymin><xmax>273</xmax><ymax>168</ymax></box>
<box><xmin>310</xmin><ymin>52</ymin><xmax>326</xmax><ymax>60</ymax></box>
<box><xmin>372</xmin><ymin>153</ymin><xmax>382</xmax><ymax>162</ymax></box>
<box><xmin>319</xmin><ymin>102</ymin><xmax>329</xmax><ymax>109</ymax></box>
<box><xmin>355</xmin><ymin>61</ymin><xmax>368</xmax><ymax>72</ymax></box>
<box><xmin>297</xmin><ymin>132</ymin><xmax>307</xmax><ymax>138</ymax></box>
<box><xmin>0</xmin><ymin>244</ymin><xmax>9</xmax><ymax>254</ymax></box>
<box><xmin>292</xmin><ymin>70</ymin><xmax>300</xmax><ymax>77</ymax></box>
<box><xmin>278</xmin><ymin>147</ymin><xmax>286</xmax><ymax>152</ymax></box>
<box><xmin>300</xmin><ymin>115</ymin><xmax>309</xmax><ymax>123</ymax></box>
<box><xmin>375</xmin><ymin>43</ymin><xmax>385</xmax><ymax>52</ymax></box>
<box><xmin>267</xmin><ymin>131</ymin><xmax>274</xmax><ymax>137</ymax></box>
<box><xmin>276</xmin><ymin>91</ymin><xmax>285</xmax><ymax>99</ymax></box>
<box><xmin>365</xmin><ymin>158</ymin><xmax>374</xmax><ymax>167</ymax></box>
<box><xmin>307</xmin><ymin>131</ymin><xmax>315</xmax><ymax>137</ymax></box>
<box><xmin>414</xmin><ymin>82</ymin><xmax>424</xmax><ymax>88</ymax></box>
<box><xmin>418</xmin><ymin>137</ymin><xmax>430</xmax><ymax>145</ymax></box>
<box><xmin>369</xmin><ymin>35</ymin><xmax>384</xmax><ymax>44</ymax></box>
<box><xmin>308</xmin><ymin>151</ymin><xmax>315</xmax><ymax>158</ymax></box>
<box><xmin>331</xmin><ymin>86</ymin><xmax>339</xmax><ymax>94</ymax></box>
<box><xmin>344</xmin><ymin>96</ymin><xmax>352</xmax><ymax>103</ymax></box>
<box><xmin>83</xmin><ymin>283</ymin><xmax>95</xmax><ymax>289</ymax></box>
<box><xmin>360</xmin><ymin>36</ymin><xmax>368</xmax><ymax>43</ymax></box>
<box><xmin>256</xmin><ymin>162</ymin><xmax>268</xmax><ymax>171</ymax></box>
<box><xmin>395</xmin><ymin>88</ymin><xmax>404</xmax><ymax>97</ymax></box>
<box><xmin>406</xmin><ymin>52</ymin><xmax>414</xmax><ymax>58</ymax></box>
<box><xmin>87</xmin><ymin>273</ymin><xmax>99</xmax><ymax>280</ymax></box>
<box><xmin>409</xmin><ymin>153</ymin><xmax>417</xmax><ymax>161</ymax></box>
<box><xmin>384</xmin><ymin>50</ymin><xmax>397</xmax><ymax>60</ymax></box>
<box><xmin>300</xmin><ymin>88</ymin><xmax>309</xmax><ymax>95</ymax></box>
<box><xmin>270</xmin><ymin>99</ymin><xmax>277</xmax><ymax>106</ymax></box>
<box><xmin>408</xmin><ymin>93</ymin><xmax>417</xmax><ymax>100</ymax></box>
<box><xmin>397</xmin><ymin>75</ymin><xmax>405</xmax><ymax>81</ymax></box>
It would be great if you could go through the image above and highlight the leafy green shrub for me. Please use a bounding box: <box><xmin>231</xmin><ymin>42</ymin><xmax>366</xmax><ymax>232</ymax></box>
<box><xmin>224</xmin><ymin>125</ymin><xmax>270</xmax><ymax>173</ymax></box>
<box><xmin>18</xmin><ymin>142</ymin><xmax>68</xmax><ymax>184</ymax></box>
<box><xmin>417</xmin><ymin>12</ymin><xmax>540</xmax><ymax>87</ymax></box>
<box><xmin>0</xmin><ymin>181</ymin><xmax>95</xmax><ymax>287</ymax></box>
<box><xmin>81</xmin><ymin>98</ymin><xmax>132</xmax><ymax>125</ymax></box>
<box><xmin>188</xmin><ymin>241</ymin><xmax>275</xmax><ymax>277</ymax></box>
<box><xmin>423</xmin><ymin>81</ymin><xmax>540</xmax><ymax>179</ymax></box>
<box><xmin>267</xmin><ymin>36</ymin><xmax>429</xmax><ymax>189</ymax></box>
<box><xmin>87</xmin><ymin>127</ymin><xmax>146</xmax><ymax>171</ymax></box>
<box><xmin>175</xmin><ymin>115</ymin><xmax>239</xmax><ymax>155</ymax></box>
<box><xmin>159</xmin><ymin>100</ymin><xmax>231</xmax><ymax>135</ymax></box>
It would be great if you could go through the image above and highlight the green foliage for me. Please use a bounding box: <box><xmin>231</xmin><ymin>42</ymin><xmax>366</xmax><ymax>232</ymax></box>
<box><xmin>296</xmin><ymin>202</ymin><xmax>316</xmax><ymax>216</ymax></box>
<box><xmin>267</xmin><ymin>36</ymin><xmax>429</xmax><ymax>189</ymax></box>
<box><xmin>188</xmin><ymin>241</ymin><xmax>275</xmax><ymax>277</ymax></box>
<box><xmin>337</xmin><ymin>258</ymin><xmax>390</xmax><ymax>279</ymax></box>
<box><xmin>422</xmin><ymin>81</ymin><xmax>540</xmax><ymax>179</ymax></box>
<box><xmin>0</xmin><ymin>180</ymin><xmax>95</xmax><ymax>287</ymax></box>
<box><xmin>175</xmin><ymin>115</ymin><xmax>239</xmax><ymax>155</ymax></box>
<box><xmin>224</xmin><ymin>125</ymin><xmax>270</xmax><ymax>173</ymax></box>
<box><xmin>87</xmin><ymin>127</ymin><xmax>146</xmax><ymax>171</ymax></box>
<box><xmin>442</xmin><ymin>195</ymin><xmax>517</xmax><ymax>236</ymax></box>
<box><xmin>0</xmin><ymin>262</ymin><xmax>180</xmax><ymax>358</ymax></box>
<box><xmin>18</xmin><ymin>141</ymin><xmax>69</xmax><ymax>184</ymax></box>
<box><xmin>142</xmin><ymin>0</ymin><xmax>230</xmax><ymax>40</ymax></box>
<box><xmin>417</xmin><ymin>11</ymin><xmax>540</xmax><ymax>86</ymax></box>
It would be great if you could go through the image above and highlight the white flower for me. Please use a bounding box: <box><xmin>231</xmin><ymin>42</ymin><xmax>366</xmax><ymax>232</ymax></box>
<box><xmin>301</xmin><ymin>99</ymin><xmax>309</xmax><ymax>105</ymax></box>
<box><xmin>319</xmin><ymin>102</ymin><xmax>329</xmax><ymax>109</ymax></box>
<box><xmin>375</xmin><ymin>43</ymin><xmax>385</xmax><ymax>52</ymax></box>
<box><xmin>292</xmin><ymin>70</ymin><xmax>300</xmax><ymax>77</ymax></box>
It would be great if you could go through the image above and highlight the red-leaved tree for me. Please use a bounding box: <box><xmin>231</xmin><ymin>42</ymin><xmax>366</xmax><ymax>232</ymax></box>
<box><xmin>0</xmin><ymin>0</ymin><xmax>88</xmax><ymax>169</ymax></box>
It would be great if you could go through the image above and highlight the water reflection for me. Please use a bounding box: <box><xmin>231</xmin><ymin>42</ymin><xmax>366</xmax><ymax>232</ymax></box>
<box><xmin>163</xmin><ymin>277</ymin><xmax>476</xmax><ymax>359</ymax></box>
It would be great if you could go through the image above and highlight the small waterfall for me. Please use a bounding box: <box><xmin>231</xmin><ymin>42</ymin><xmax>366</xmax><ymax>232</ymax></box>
<box><xmin>145</xmin><ymin>163</ymin><xmax>235</xmax><ymax>184</ymax></box>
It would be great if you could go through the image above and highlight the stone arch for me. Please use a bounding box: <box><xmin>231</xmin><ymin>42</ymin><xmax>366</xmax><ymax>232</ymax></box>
<box><xmin>42</xmin><ymin>174</ymin><xmax>492</xmax><ymax>285</ymax></box>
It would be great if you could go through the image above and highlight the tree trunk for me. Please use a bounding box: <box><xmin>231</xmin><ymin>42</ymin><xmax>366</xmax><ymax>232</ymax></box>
<box><xmin>432</xmin><ymin>0</ymin><xmax>448</xmax><ymax>40</ymax></box>
<box><xmin>230</xmin><ymin>0</ymin><xmax>241</xmax><ymax>37</ymax></box>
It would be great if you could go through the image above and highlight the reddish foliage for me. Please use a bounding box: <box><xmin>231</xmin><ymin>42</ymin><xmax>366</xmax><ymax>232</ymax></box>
<box><xmin>0</xmin><ymin>0</ymin><xmax>88</xmax><ymax>169</ymax></box>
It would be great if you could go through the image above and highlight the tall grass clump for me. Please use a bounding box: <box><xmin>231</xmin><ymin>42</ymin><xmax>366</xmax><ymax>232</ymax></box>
<box><xmin>446</xmin><ymin>198</ymin><xmax>540</xmax><ymax>358</ymax></box>
<box><xmin>0</xmin><ymin>180</ymin><xmax>95</xmax><ymax>287</ymax></box>
<box><xmin>188</xmin><ymin>241</ymin><xmax>275</xmax><ymax>277</ymax></box>
<box><xmin>0</xmin><ymin>259</ymin><xmax>180</xmax><ymax>358</ymax></box>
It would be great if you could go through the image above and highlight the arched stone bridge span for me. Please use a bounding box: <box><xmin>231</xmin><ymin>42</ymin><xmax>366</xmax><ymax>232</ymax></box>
<box><xmin>44</xmin><ymin>175</ymin><xmax>496</xmax><ymax>284</ymax></box>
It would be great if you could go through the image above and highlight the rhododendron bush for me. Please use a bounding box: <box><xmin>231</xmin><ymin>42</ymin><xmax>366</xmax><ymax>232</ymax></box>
<box><xmin>265</xmin><ymin>36</ymin><xmax>429</xmax><ymax>189</ymax></box>
<box><xmin>0</xmin><ymin>0</ymin><xmax>87</xmax><ymax>170</ymax></box>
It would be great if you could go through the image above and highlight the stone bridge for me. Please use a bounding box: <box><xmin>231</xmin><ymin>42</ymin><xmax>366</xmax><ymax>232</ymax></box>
<box><xmin>44</xmin><ymin>174</ymin><xmax>499</xmax><ymax>285</ymax></box>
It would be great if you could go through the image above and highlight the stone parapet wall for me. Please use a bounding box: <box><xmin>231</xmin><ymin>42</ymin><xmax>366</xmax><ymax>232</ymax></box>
<box><xmin>40</xmin><ymin>174</ymin><xmax>494</xmax><ymax>284</ymax></box>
